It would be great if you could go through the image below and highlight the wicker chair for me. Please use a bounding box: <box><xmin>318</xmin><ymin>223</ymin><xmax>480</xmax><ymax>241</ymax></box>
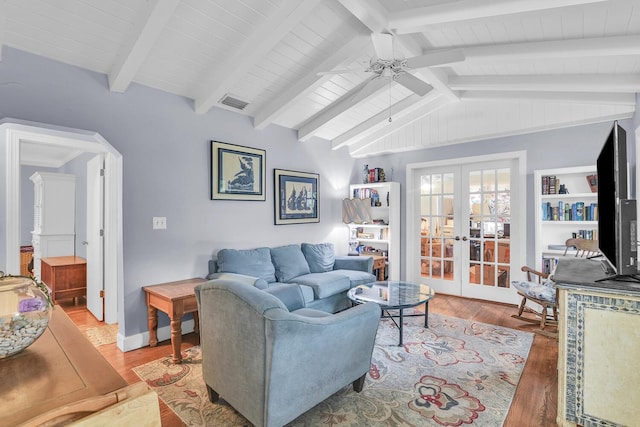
<box><xmin>511</xmin><ymin>266</ymin><xmax>558</xmax><ymax>338</ymax></box>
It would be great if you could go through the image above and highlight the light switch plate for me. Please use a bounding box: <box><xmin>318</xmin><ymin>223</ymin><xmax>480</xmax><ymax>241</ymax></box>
<box><xmin>152</xmin><ymin>217</ymin><xmax>167</xmax><ymax>230</ymax></box>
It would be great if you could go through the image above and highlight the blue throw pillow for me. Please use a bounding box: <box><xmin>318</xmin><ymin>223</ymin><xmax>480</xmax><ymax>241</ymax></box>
<box><xmin>301</xmin><ymin>242</ymin><xmax>335</xmax><ymax>273</ymax></box>
<box><xmin>270</xmin><ymin>244</ymin><xmax>310</xmax><ymax>282</ymax></box>
<box><xmin>217</xmin><ymin>247</ymin><xmax>276</xmax><ymax>283</ymax></box>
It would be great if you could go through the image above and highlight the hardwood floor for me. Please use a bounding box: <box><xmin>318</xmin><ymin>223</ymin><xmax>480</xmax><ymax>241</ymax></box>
<box><xmin>60</xmin><ymin>294</ymin><xmax>557</xmax><ymax>427</ymax></box>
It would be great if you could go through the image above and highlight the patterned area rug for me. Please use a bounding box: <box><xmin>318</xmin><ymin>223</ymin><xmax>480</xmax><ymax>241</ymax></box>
<box><xmin>84</xmin><ymin>323</ymin><xmax>119</xmax><ymax>347</ymax></box>
<box><xmin>133</xmin><ymin>313</ymin><xmax>533</xmax><ymax>426</ymax></box>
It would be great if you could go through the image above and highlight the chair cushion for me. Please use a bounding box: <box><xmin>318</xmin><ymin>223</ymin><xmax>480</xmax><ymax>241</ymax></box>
<box><xmin>301</xmin><ymin>243</ymin><xmax>335</xmax><ymax>273</ymax></box>
<box><xmin>217</xmin><ymin>247</ymin><xmax>276</xmax><ymax>283</ymax></box>
<box><xmin>512</xmin><ymin>280</ymin><xmax>556</xmax><ymax>303</ymax></box>
<box><xmin>270</xmin><ymin>244</ymin><xmax>311</xmax><ymax>282</ymax></box>
<box><xmin>288</xmin><ymin>272</ymin><xmax>350</xmax><ymax>299</ymax></box>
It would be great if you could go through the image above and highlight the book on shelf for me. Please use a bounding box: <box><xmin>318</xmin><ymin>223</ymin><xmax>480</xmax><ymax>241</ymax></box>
<box><xmin>541</xmin><ymin>256</ymin><xmax>559</xmax><ymax>274</ymax></box>
<box><xmin>586</xmin><ymin>174</ymin><xmax>598</xmax><ymax>192</ymax></box>
<box><xmin>541</xmin><ymin>201</ymin><xmax>598</xmax><ymax>221</ymax></box>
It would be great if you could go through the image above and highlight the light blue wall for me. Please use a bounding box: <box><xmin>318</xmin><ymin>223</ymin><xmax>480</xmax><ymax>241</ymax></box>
<box><xmin>0</xmin><ymin>47</ymin><xmax>356</xmax><ymax>338</ymax></box>
<box><xmin>355</xmin><ymin>119</ymin><xmax>638</xmax><ymax>270</ymax></box>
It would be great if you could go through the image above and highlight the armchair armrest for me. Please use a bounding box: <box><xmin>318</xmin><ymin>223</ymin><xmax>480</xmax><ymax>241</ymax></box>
<box><xmin>334</xmin><ymin>256</ymin><xmax>373</xmax><ymax>274</ymax></box>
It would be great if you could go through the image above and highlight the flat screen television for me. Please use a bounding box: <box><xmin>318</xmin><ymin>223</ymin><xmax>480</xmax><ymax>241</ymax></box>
<box><xmin>596</xmin><ymin>121</ymin><xmax>638</xmax><ymax>281</ymax></box>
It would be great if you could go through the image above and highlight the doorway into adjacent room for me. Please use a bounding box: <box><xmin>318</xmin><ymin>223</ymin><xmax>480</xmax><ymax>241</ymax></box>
<box><xmin>406</xmin><ymin>152</ymin><xmax>526</xmax><ymax>305</ymax></box>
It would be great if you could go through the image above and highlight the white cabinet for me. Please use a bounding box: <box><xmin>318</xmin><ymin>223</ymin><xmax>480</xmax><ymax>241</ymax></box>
<box><xmin>348</xmin><ymin>182</ymin><xmax>400</xmax><ymax>280</ymax></box>
<box><xmin>534</xmin><ymin>166</ymin><xmax>597</xmax><ymax>273</ymax></box>
<box><xmin>30</xmin><ymin>172</ymin><xmax>76</xmax><ymax>279</ymax></box>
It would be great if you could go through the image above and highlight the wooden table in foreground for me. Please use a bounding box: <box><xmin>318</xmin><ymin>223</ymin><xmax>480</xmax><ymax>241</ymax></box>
<box><xmin>143</xmin><ymin>277</ymin><xmax>206</xmax><ymax>363</ymax></box>
<box><xmin>0</xmin><ymin>308</ymin><xmax>159</xmax><ymax>426</ymax></box>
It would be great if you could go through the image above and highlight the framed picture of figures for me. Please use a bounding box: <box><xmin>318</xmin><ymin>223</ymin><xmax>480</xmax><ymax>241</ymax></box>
<box><xmin>274</xmin><ymin>169</ymin><xmax>319</xmax><ymax>225</ymax></box>
<box><xmin>211</xmin><ymin>141</ymin><xmax>266</xmax><ymax>201</ymax></box>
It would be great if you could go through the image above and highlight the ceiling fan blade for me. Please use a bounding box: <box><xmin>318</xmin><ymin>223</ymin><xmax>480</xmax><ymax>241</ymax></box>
<box><xmin>405</xmin><ymin>49</ymin><xmax>465</xmax><ymax>69</ymax></box>
<box><xmin>350</xmin><ymin>76</ymin><xmax>388</xmax><ymax>104</ymax></box>
<box><xmin>371</xmin><ymin>33</ymin><xmax>394</xmax><ymax>60</ymax></box>
<box><xmin>394</xmin><ymin>73</ymin><xmax>433</xmax><ymax>96</ymax></box>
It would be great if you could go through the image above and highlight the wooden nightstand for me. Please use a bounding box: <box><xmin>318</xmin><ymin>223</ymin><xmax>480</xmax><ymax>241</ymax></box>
<box><xmin>40</xmin><ymin>256</ymin><xmax>87</xmax><ymax>302</ymax></box>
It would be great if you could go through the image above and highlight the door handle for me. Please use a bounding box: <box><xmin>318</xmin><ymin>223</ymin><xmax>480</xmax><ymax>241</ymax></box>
<box><xmin>462</xmin><ymin>236</ymin><xmax>468</xmax><ymax>241</ymax></box>
<box><xmin>455</xmin><ymin>236</ymin><xmax>460</xmax><ymax>241</ymax></box>
<box><xmin>82</xmin><ymin>241</ymin><xmax>89</xmax><ymax>245</ymax></box>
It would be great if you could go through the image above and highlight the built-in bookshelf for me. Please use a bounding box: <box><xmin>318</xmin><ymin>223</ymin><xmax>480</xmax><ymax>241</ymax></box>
<box><xmin>534</xmin><ymin>166</ymin><xmax>598</xmax><ymax>273</ymax></box>
<box><xmin>348</xmin><ymin>181</ymin><xmax>400</xmax><ymax>280</ymax></box>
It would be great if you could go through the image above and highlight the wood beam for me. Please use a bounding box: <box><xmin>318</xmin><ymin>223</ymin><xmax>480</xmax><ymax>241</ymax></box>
<box><xmin>390</xmin><ymin>0</ymin><xmax>607</xmax><ymax>34</ymax></box>
<box><xmin>253</xmin><ymin>34</ymin><xmax>370</xmax><ymax>130</ymax></box>
<box><xmin>460</xmin><ymin>91</ymin><xmax>637</xmax><ymax>106</ymax></box>
<box><xmin>297</xmin><ymin>77</ymin><xmax>388</xmax><ymax>142</ymax></box>
<box><xmin>108</xmin><ymin>0</ymin><xmax>180</xmax><ymax>93</ymax></box>
<box><xmin>463</xmin><ymin>35</ymin><xmax>640</xmax><ymax>63</ymax></box>
<box><xmin>448</xmin><ymin>74</ymin><xmax>640</xmax><ymax>92</ymax></box>
<box><xmin>348</xmin><ymin>96</ymin><xmax>450</xmax><ymax>155</ymax></box>
<box><xmin>194</xmin><ymin>1</ymin><xmax>321</xmax><ymax>114</ymax></box>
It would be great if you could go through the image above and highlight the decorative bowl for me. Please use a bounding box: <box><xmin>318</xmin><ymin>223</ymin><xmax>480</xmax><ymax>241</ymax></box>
<box><xmin>0</xmin><ymin>272</ymin><xmax>52</xmax><ymax>358</ymax></box>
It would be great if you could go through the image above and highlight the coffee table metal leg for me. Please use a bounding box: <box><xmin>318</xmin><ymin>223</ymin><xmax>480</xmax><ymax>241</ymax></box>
<box><xmin>398</xmin><ymin>308</ymin><xmax>404</xmax><ymax>346</ymax></box>
<box><xmin>424</xmin><ymin>301</ymin><xmax>429</xmax><ymax>328</ymax></box>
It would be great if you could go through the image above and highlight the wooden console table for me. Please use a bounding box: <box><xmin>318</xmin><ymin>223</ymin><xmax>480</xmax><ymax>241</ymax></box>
<box><xmin>40</xmin><ymin>256</ymin><xmax>87</xmax><ymax>302</ymax></box>
<box><xmin>0</xmin><ymin>308</ymin><xmax>159</xmax><ymax>426</ymax></box>
<box><xmin>143</xmin><ymin>277</ymin><xmax>206</xmax><ymax>364</ymax></box>
<box><xmin>363</xmin><ymin>253</ymin><xmax>386</xmax><ymax>280</ymax></box>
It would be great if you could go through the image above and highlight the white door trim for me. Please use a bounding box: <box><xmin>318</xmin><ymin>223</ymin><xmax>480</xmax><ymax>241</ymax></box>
<box><xmin>1</xmin><ymin>119</ymin><xmax>123</xmax><ymax>326</ymax></box>
<box><xmin>406</xmin><ymin>151</ymin><xmax>527</xmax><ymax>293</ymax></box>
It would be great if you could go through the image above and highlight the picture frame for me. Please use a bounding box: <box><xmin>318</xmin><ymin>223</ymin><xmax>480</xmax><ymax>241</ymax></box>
<box><xmin>274</xmin><ymin>169</ymin><xmax>319</xmax><ymax>225</ymax></box>
<box><xmin>211</xmin><ymin>141</ymin><xmax>266</xmax><ymax>201</ymax></box>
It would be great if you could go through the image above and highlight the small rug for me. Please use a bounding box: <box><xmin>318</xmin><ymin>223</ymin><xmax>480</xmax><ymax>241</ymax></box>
<box><xmin>84</xmin><ymin>323</ymin><xmax>119</xmax><ymax>346</ymax></box>
<box><xmin>133</xmin><ymin>313</ymin><xmax>533</xmax><ymax>426</ymax></box>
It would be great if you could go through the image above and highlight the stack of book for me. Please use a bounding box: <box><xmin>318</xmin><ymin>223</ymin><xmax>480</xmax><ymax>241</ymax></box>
<box><xmin>541</xmin><ymin>201</ymin><xmax>598</xmax><ymax>221</ymax></box>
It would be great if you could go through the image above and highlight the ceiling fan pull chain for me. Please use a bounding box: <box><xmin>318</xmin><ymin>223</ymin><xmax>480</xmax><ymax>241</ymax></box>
<box><xmin>388</xmin><ymin>79</ymin><xmax>392</xmax><ymax>123</ymax></box>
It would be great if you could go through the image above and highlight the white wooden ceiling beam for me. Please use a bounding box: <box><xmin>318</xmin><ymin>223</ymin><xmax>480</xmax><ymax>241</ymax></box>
<box><xmin>108</xmin><ymin>0</ymin><xmax>180</xmax><ymax>93</ymax></box>
<box><xmin>390</xmin><ymin>0</ymin><xmax>607</xmax><ymax>34</ymax></box>
<box><xmin>253</xmin><ymin>33</ymin><xmax>371</xmax><ymax>130</ymax></box>
<box><xmin>331</xmin><ymin>91</ymin><xmax>442</xmax><ymax>150</ymax></box>
<box><xmin>348</xmin><ymin>96</ymin><xmax>450</xmax><ymax>155</ymax></box>
<box><xmin>449</xmin><ymin>74</ymin><xmax>640</xmax><ymax>92</ymax></box>
<box><xmin>297</xmin><ymin>77</ymin><xmax>389</xmax><ymax>142</ymax></box>
<box><xmin>460</xmin><ymin>91</ymin><xmax>637</xmax><ymax>106</ymax></box>
<box><xmin>195</xmin><ymin>1</ymin><xmax>321</xmax><ymax>114</ymax></box>
<box><xmin>463</xmin><ymin>35</ymin><xmax>640</xmax><ymax>63</ymax></box>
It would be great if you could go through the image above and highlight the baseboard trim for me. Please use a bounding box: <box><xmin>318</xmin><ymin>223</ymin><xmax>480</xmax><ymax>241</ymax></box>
<box><xmin>118</xmin><ymin>319</ymin><xmax>196</xmax><ymax>352</ymax></box>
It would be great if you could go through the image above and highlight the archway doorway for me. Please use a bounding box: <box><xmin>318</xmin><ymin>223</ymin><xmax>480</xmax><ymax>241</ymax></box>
<box><xmin>1</xmin><ymin>119</ymin><xmax>122</xmax><ymax>326</ymax></box>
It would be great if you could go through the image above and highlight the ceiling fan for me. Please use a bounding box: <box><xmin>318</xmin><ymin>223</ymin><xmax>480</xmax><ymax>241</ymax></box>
<box><xmin>321</xmin><ymin>33</ymin><xmax>465</xmax><ymax>103</ymax></box>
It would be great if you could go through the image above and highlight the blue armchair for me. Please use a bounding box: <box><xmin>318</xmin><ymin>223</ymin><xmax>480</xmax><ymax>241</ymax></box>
<box><xmin>194</xmin><ymin>279</ymin><xmax>380</xmax><ymax>427</ymax></box>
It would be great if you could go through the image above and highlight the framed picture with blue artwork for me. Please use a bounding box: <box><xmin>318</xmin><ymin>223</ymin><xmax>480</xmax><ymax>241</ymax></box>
<box><xmin>274</xmin><ymin>169</ymin><xmax>319</xmax><ymax>225</ymax></box>
<box><xmin>211</xmin><ymin>141</ymin><xmax>266</xmax><ymax>201</ymax></box>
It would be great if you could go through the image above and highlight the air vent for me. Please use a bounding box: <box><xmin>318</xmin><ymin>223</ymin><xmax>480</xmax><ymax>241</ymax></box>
<box><xmin>219</xmin><ymin>94</ymin><xmax>250</xmax><ymax>110</ymax></box>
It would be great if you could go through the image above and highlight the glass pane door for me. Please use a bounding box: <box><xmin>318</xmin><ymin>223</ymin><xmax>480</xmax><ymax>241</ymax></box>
<box><xmin>419</xmin><ymin>171</ymin><xmax>459</xmax><ymax>294</ymax></box>
<box><xmin>463</xmin><ymin>165</ymin><xmax>512</xmax><ymax>301</ymax></box>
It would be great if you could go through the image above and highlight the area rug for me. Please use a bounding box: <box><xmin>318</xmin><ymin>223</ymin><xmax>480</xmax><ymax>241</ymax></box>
<box><xmin>84</xmin><ymin>323</ymin><xmax>119</xmax><ymax>346</ymax></box>
<box><xmin>133</xmin><ymin>313</ymin><xmax>533</xmax><ymax>426</ymax></box>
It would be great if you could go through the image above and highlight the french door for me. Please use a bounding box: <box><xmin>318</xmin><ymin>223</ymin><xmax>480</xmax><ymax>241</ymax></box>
<box><xmin>408</xmin><ymin>154</ymin><xmax>524</xmax><ymax>304</ymax></box>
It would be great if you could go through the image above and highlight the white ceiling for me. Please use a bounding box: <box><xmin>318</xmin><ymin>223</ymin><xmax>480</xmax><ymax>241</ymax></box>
<box><xmin>2</xmin><ymin>0</ymin><xmax>639</xmax><ymax>158</ymax></box>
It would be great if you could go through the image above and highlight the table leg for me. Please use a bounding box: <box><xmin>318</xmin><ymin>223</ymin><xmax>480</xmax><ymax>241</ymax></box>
<box><xmin>424</xmin><ymin>301</ymin><xmax>429</xmax><ymax>328</ymax></box>
<box><xmin>398</xmin><ymin>308</ymin><xmax>404</xmax><ymax>346</ymax></box>
<box><xmin>147</xmin><ymin>305</ymin><xmax>158</xmax><ymax>347</ymax></box>
<box><xmin>193</xmin><ymin>311</ymin><xmax>200</xmax><ymax>334</ymax></box>
<box><xmin>170</xmin><ymin>317</ymin><xmax>183</xmax><ymax>364</ymax></box>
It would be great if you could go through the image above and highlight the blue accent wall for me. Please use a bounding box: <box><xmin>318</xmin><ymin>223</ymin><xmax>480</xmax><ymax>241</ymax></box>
<box><xmin>0</xmin><ymin>47</ymin><xmax>356</xmax><ymax>338</ymax></box>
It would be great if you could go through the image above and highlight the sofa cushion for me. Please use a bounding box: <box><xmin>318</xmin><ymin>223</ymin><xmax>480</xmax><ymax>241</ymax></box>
<box><xmin>217</xmin><ymin>247</ymin><xmax>276</xmax><ymax>283</ymax></box>
<box><xmin>301</xmin><ymin>242</ymin><xmax>335</xmax><ymax>273</ymax></box>
<box><xmin>289</xmin><ymin>272</ymin><xmax>350</xmax><ymax>299</ymax></box>
<box><xmin>333</xmin><ymin>269</ymin><xmax>377</xmax><ymax>287</ymax></box>
<box><xmin>270</xmin><ymin>244</ymin><xmax>311</xmax><ymax>282</ymax></box>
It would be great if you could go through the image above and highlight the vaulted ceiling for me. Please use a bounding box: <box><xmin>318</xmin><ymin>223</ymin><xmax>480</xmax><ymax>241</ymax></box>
<box><xmin>2</xmin><ymin>0</ymin><xmax>639</xmax><ymax>158</ymax></box>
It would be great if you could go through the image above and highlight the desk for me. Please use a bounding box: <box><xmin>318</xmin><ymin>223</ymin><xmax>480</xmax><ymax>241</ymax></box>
<box><xmin>143</xmin><ymin>277</ymin><xmax>206</xmax><ymax>363</ymax></box>
<box><xmin>40</xmin><ymin>256</ymin><xmax>87</xmax><ymax>302</ymax></box>
<box><xmin>0</xmin><ymin>308</ymin><xmax>134</xmax><ymax>425</ymax></box>
<box><xmin>363</xmin><ymin>253</ymin><xmax>386</xmax><ymax>280</ymax></box>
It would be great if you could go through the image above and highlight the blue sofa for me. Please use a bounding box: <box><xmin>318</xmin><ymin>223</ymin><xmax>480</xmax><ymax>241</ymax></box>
<box><xmin>207</xmin><ymin>243</ymin><xmax>376</xmax><ymax>313</ymax></box>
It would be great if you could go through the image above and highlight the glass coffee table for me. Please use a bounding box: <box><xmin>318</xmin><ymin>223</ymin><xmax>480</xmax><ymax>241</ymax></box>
<box><xmin>347</xmin><ymin>281</ymin><xmax>435</xmax><ymax>346</ymax></box>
